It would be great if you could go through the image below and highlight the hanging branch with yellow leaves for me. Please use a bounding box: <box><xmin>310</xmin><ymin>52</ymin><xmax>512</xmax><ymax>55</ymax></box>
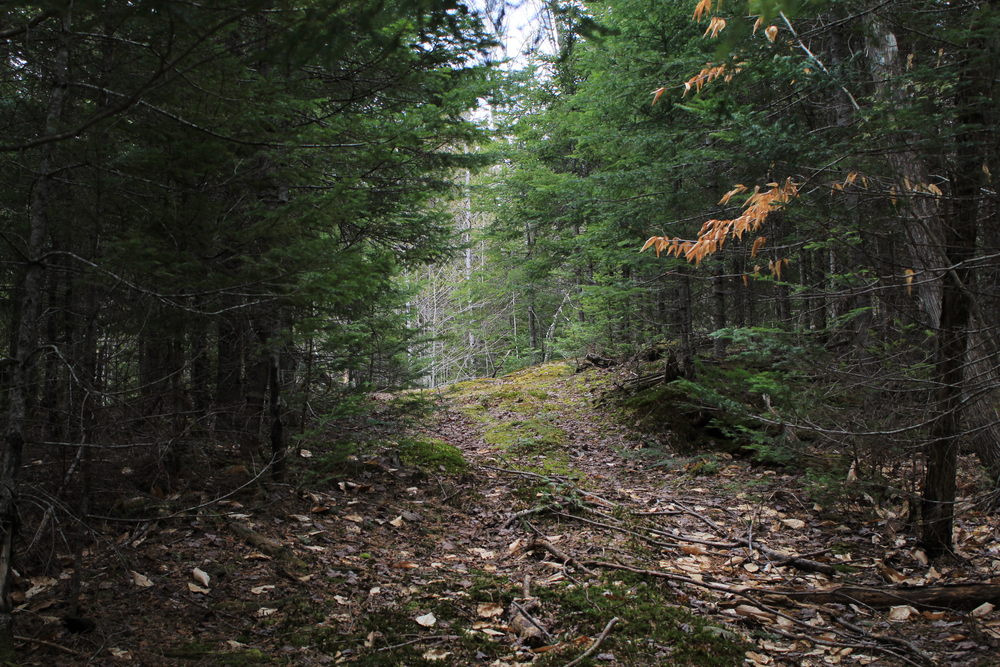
<box><xmin>640</xmin><ymin>178</ymin><xmax>799</xmax><ymax>274</ymax></box>
<box><xmin>654</xmin><ymin>0</ymin><xmax>777</xmax><ymax>103</ymax></box>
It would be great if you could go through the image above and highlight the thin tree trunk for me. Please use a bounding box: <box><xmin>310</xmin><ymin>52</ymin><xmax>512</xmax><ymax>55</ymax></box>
<box><xmin>0</xmin><ymin>5</ymin><xmax>71</xmax><ymax>658</ymax></box>
<box><xmin>712</xmin><ymin>263</ymin><xmax>727</xmax><ymax>358</ymax></box>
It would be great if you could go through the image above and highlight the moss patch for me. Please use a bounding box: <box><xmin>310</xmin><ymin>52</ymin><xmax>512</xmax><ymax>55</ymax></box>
<box><xmin>399</xmin><ymin>436</ymin><xmax>467</xmax><ymax>473</ymax></box>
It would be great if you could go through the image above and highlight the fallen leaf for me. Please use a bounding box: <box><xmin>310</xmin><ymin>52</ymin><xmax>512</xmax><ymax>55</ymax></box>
<box><xmin>109</xmin><ymin>648</ymin><xmax>131</xmax><ymax>659</ymax></box>
<box><xmin>342</xmin><ymin>514</ymin><xmax>364</xmax><ymax>523</ymax></box>
<box><xmin>256</xmin><ymin>607</ymin><xmax>277</xmax><ymax>617</ymax></box>
<box><xmin>781</xmin><ymin>519</ymin><xmax>805</xmax><ymax>530</ymax></box>
<box><xmin>415</xmin><ymin>612</ymin><xmax>436</xmax><ymax>627</ymax></box>
<box><xmin>972</xmin><ymin>602</ymin><xmax>994</xmax><ymax>617</ymax></box>
<box><xmin>251</xmin><ymin>585</ymin><xmax>275</xmax><ymax>595</ymax></box>
<box><xmin>392</xmin><ymin>561</ymin><xmax>419</xmax><ymax>569</ymax></box>
<box><xmin>390</xmin><ymin>516</ymin><xmax>404</xmax><ymax>528</ymax></box>
<box><xmin>369</xmin><ymin>587</ymin><xmax>381</xmax><ymax>595</ymax></box>
<box><xmin>131</xmin><ymin>571</ymin><xmax>153</xmax><ymax>587</ymax></box>
<box><xmin>334</xmin><ymin>595</ymin><xmax>350</xmax><ymax>605</ymax></box>
<box><xmin>477</xmin><ymin>603</ymin><xmax>504</xmax><ymax>618</ymax></box>
<box><xmin>422</xmin><ymin>648</ymin><xmax>450</xmax><ymax>661</ymax></box>
<box><xmin>192</xmin><ymin>568</ymin><xmax>210</xmax><ymax>587</ymax></box>
<box><xmin>735</xmin><ymin>605</ymin><xmax>774</xmax><ymax>623</ymax></box>
<box><xmin>188</xmin><ymin>583</ymin><xmax>210</xmax><ymax>594</ymax></box>
<box><xmin>888</xmin><ymin>605</ymin><xmax>918</xmax><ymax>621</ymax></box>
<box><xmin>878</xmin><ymin>562</ymin><xmax>905</xmax><ymax>584</ymax></box>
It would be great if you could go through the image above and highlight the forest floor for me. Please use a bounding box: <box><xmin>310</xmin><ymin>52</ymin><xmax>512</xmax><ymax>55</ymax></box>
<box><xmin>12</xmin><ymin>361</ymin><xmax>1000</xmax><ymax>667</ymax></box>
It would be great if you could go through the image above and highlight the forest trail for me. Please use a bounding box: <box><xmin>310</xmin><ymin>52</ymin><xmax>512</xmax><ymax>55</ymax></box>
<box><xmin>13</xmin><ymin>362</ymin><xmax>999</xmax><ymax>667</ymax></box>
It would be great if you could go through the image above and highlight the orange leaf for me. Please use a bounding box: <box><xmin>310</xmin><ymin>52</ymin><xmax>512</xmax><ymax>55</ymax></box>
<box><xmin>704</xmin><ymin>16</ymin><xmax>726</xmax><ymax>38</ymax></box>
<box><xmin>641</xmin><ymin>236</ymin><xmax>659</xmax><ymax>253</ymax></box>
<box><xmin>651</xmin><ymin>87</ymin><xmax>666</xmax><ymax>106</ymax></box>
<box><xmin>750</xmin><ymin>236</ymin><xmax>767</xmax><ymax>258</ymax></box>
<box><xmin>905</xmin><ymin>268</ymin><xmax>914</xmax><ymax>295</ymax></box>
<box><xmin>752</xmin><ymin>16</ymin><xmax>762</xmax><ymax>35</ymax></box>
<box><xmin>692</xmin><ymin>0</ymin><xmax>711</xmax><ymax>22</ymax></box>
<box><xmin>765</xmin><ymin>25</ymin><xmax>778</xmax><ymax>42</ymax></box>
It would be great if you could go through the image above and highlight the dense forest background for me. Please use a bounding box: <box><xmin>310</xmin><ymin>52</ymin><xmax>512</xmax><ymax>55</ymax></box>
<box><xmin>2</xmin><ymin>0</ymin><xmax>1000</xmax><ymax>659</ymax></box>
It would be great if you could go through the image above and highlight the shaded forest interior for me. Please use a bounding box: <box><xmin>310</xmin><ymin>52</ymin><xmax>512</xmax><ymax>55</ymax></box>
<box><xmin>4</xmin><ymin>0</ymin><xmax>1000</xmax><ymax>664</ymax></box>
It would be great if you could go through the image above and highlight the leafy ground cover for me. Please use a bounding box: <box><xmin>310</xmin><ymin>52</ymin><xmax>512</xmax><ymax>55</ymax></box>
<box><xmin>10</xmin><ymin>362</ymin><xmax>1000</xmax><ymax>666</ymax></box>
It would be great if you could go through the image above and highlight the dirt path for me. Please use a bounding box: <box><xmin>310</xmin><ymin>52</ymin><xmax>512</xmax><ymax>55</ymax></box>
<box><xmin>430</xmin><ymin>362</ymin><xmax>998</xmax><ymax>667</ymax></box>
<box><xmin>12</xmin><ymin>362</ymin><xmax>999</xmax><ymax>666</ymax></box>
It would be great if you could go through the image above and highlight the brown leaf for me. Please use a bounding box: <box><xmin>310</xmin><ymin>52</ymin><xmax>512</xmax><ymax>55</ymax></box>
<box><xmin>477</xmin><ymin>603</ymin><xmax>504</xmax><ymax>618</ymax></box>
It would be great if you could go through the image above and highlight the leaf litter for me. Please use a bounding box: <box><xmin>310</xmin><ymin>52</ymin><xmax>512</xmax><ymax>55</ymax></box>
<box><xmin>9</xmin><ymin>361</ymin><xmax>1000</xmax><ymax>666</ymax></box>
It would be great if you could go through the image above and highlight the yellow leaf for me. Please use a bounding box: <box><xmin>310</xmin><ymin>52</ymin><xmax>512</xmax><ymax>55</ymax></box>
<box><xmin>651</xmin><ymin>87</ymin><xmax>666</xmax><ymax>106</ymax></box>
<box><xmin>641</xmin><ymin>236</ymin><xmax>659</xmax><ymax>253</ymax></box>
<box><xmin>765</xmin><ymin>25</ymin><xmax>778</xmax><ymax>42</ymax></box>
<box><xmin>750</xmin><ymin>236</ymin><xmax>767</xmax><ymax>258</ymax></box>
<box><xmin>752</xmin><ymin>16</ymin><xmax>762</xmax><ymax>35</ymax></box>
<box><xmin>927</xmin><ymin>183</ymin><xmax>942</xmax><ymax>196</ymax></box>
<box><xmin>905</xmin><ymin>268</ymin><xmax>915</xmax><ymax>295</ymax></box>
<box><xmin>844</xmin><ymin>171</ymin><xmax>858</xmax><ymax>186</ymax></box>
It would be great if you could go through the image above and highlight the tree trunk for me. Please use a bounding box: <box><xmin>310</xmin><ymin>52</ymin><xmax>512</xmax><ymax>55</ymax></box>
<box><xmin>921</xmin><ymin>38</ymin><xmax>985</xmax><ymax>554</ymax></box>
<box><xmin>0</xmin><ymin>5</ymin><xmax>71</xmax><ymax>658</ymax></box>
<box><xmin>677</xmin><ymin>270</ymin><xmax>694</xmax><ymax>378</ymax></box>
<box><xmin>712</xmin><ymin>263</ymin><xmax>727</xmax><ymax>358</ymax></box>
<box><xmin>215</xmin><ymin>309</ymin><xmax>243</xmax><ymax>441</ymax></box>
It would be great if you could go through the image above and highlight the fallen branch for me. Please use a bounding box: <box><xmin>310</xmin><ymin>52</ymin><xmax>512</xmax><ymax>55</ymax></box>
<box><xmin>563</xmin><ymin>617</ymin><xmax>619</xmax><ymax>667</ymax></box>
<box><xmin>528</xmin><ymin>537</ymin><xmax>597</xmax><ymax>575</ymax></box>
<box><xmin>510</xmin><ymin>599</ymin><xmax>550</xmax><ymax>647</ymax></box>
<box><xmin>766</xmin><ymin>583</ymin><xmax>1000</xmax><ymax>610</ymax></box>
<box><xmin>376</xmin><ymin>635</ymin><xmax>460</xmax><ymax>652</ymax></box>
<box><xmin>14</xmin><ymin>635</ymin><xmax>86</xmax><ymax>656</ymax></box>
<box><xmin>225</xmin><ymin>521</ymin><xmax>307</xmax><ymax>568</ymax></box>
<box><xmin>504</xmin><ymin>503</ymin><xmax>564</xmax><ymax>529</ymax></box>
<box><xmin>833</xmin><ymin>615</ymin><xmax>936</xmax><ymax>666</ymax></box>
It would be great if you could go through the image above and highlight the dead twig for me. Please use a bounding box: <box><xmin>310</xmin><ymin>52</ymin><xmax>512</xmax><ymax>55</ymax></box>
<box><xmin>504</xmin><ymin>503</ymin><xmax>564</xmax><ymax>529</ymax></box>
<box><xmin>833</xmin><ymin>615</ymin><xmax>937</xmax><ymax>666</ymax></box>
<box><xmin>376</xmin><ymin>635</ymin><xmax>459</xmax><ymax>651</ymax></box>
<box><xmin>528</xmin><ymin>537</ymin><xmax>597</xmax><ymax>575</ymax></box>
<box><xmin>14</xmin><ymin>635</ymin><xmax>87</xmax><ymax>656</ymax></box>
<box><xmin>563</xmin><ymin>617</ymin><xmax>619</xmax><ymax>667</ymax></box>
<box><xmin>552</xmin><ymin>512</ymin><xmax>674</xmax><ymax>551</ymax></box>
<box><xmin>511</xmin><ymin>599</ymin><xmax>552</xmax><ymax>642</ymax></box>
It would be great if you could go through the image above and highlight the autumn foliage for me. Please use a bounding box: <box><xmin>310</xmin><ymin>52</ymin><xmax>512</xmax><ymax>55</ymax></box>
<box><xmin>641</xmin><ymin>178</ymin><xmax>798</xmax><ymax>277</ymax></box>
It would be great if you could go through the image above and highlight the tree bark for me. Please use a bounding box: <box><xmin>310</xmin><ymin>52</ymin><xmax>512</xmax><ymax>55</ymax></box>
<box><xmin>0</xmin><ymin>4</ymin><xmax>71</xmax><ymax>658</ymax></box>
<box><xmin>711</xmin><ymin>263</ymin><xmax>727</xmax><ymax>358</ymax></box>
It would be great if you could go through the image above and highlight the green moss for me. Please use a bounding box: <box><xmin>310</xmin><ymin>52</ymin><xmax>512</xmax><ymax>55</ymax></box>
<box><xmin>399</xmin><ymin>436</ymin><xmax>467</xmax><ymax>473</ymax></box>
<box><xmin>530</xmin><ymin>572</ymin><xmax>748</xmax><ymax>667</ymax></box>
